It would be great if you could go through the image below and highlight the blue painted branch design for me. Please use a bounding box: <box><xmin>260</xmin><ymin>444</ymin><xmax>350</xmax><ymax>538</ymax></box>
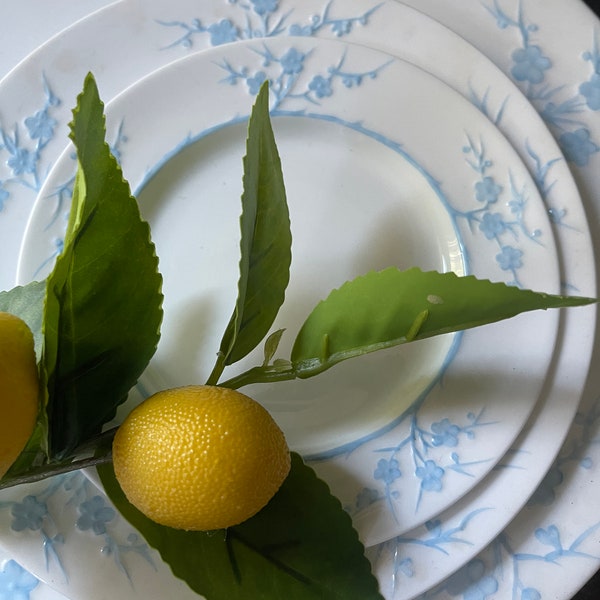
<box><xmin>483</xmin><ymin>0</ymin><xmax>600</xmax><ymax>167</ymax></box>
<box><xmin>448</xmin><ymin>133</ymin><xmax>543</xmax><ymax>286</ymax></box>
<box><xmin>156</xmin><ymin>0</ymin><xmax>383</xmax><ymax>49</ymax></box>
<box><xmin>347</xmin><ymin>409</ymin><xmax>496</xmax><ymax>520</ymax></box>
<box><xmin>367</xmin><ymin>507</ymin><xmax>493</xmax><ymax>594</ymax></box>
<box><xmin>421</xmin><ymin>520</ymin><xmax>600</xmax><ymax>600</ymax></box>
<box><xmin>218</xmin><ymin>44</ymin><xmax>392</xmax><ymax>110</ymax></box>
<box><xmin>0</xmin><ymin>472</ymin><xmax>155</xmax><ymax>584</ymax></box>
<box><xmin>0</xmin><ymin>76</ymin><xmax>60</xmax><ymax>211</ymax></box>
<box><xmin>527</xmin><ymin>396</ymin><xmax>600</xmax><ymax>508</ymax></box>
<box><xmin>411</xmin><ymin>392</ymin><xmax>600</xmax><ymax>600</ymax></box>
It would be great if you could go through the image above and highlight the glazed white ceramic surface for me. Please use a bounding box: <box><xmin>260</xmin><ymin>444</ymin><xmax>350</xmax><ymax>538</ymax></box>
<box><xmin>19</xmin><ymin>31</ymin><xmax>562</xmax><ymax>544</ymax></box>
<box><xmin>371</xmin><ymin>1</ymin><xmax>600</xmax><ymax>598</ymax></box>
<box><xmin>0</xmin><ymin>1</ymin><xmax>598</xmax><ymax>600</ymax></box>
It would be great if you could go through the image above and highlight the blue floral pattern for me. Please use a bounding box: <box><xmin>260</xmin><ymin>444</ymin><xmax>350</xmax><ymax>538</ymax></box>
<box><xmin>0</xmin><ymin>77</ymin><xmax>60</xmax><ymax>212</ymax></box>
<box><xmin>484</xmin><ymin>0</ymin><xmax>600</xmax><ymax>168</ymax></box>
<box><xmin>0</xmin><ymin>472</ymin><xmax>154</xmax><ymax>584</ymax></box>
<box><xmin>347</xmin><ymin>409</ymin><xmax>496</xmax><ymax>519</ymax></box>
<box><xmin>5</xmin><ymin>5</ymin><xmax>568</xmax><ymax>585</ymax></box>
<box><xmin>0</xmin><ymin>560</ymin><xmax>38</xmax><ymax>600</ymax></box>
<box><xmin>217</xmin><ymin>44</ymin><xmax>392</xmax><ymax>111</ymax></box>
<box><xmin>77</xmin><ymin>495</ymin><xmax>117</xmax><ymax>535</ymax></box>
<box><xmin>449</xmin><ymin>133</ymin><xmax>543</xmax><ymax>286</ymax></box>
<box><xmin>386</xmin><ymin>385</ymin><xmax>600</xmax><ymax>599</ymax></box>
<box><xmin>368</xmin><ymin>507</ymin><xmax>493</xmax><ymax>594</ymax></box>
<box><xmin>443</xmin><ymin>559</ymin><xmax>499</xmax><ymax>599</ymax></box>
<box><xmin>157</xmin><ymin>1</ymin><xmax>383</xmax><ymax>49</ymax></box>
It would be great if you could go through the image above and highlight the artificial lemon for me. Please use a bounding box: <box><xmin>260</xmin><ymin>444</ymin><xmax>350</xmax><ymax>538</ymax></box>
<box><xmin>0</xmin><ymin>312</ymin><xmax>39</xmax><ymax>479</ymax></box>
<box><xmin>112</xmin><ymin>385</ymin><xmax>290</xmax><ymax>531</ymax></box>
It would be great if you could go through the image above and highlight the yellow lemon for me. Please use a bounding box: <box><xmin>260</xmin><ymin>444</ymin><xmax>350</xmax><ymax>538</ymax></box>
<box><xmin>0</xmin><ymin>312</ymin><xmax>39</xmax><ymax>479</ymax></box>
<box><xmin>112</xmin><ymin>385</ymin><xmax>290</xmax><ymax>531</ymax></box>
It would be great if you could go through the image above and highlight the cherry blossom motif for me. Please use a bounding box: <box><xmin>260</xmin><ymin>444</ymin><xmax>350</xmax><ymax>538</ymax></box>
<box><xmin>510</xmin><ymin>45</ymin><xmax>551</xmax><ymax>84</ymax></box>
<box><xmin>444</xmin><ymin>559</ymin><xmax>499</xmax><ymax>600</ymax></box>
<box><xmin>0</xmin><ymin>560</ymin><xmax>38</xmax><ymax>600</ymax></box>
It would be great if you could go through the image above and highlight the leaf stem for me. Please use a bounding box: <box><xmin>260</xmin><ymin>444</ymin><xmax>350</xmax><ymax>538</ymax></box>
<box><xmin>0</xmin><ymin>427</ymin><xmax>119</xmax><ymax>490</ymax></box>
<box><xmin>219</xmin><ymin>365</ymin><xmax>297</xmax><ymax>390</ymax></box>
<box><xmin>206</xmin><ymin>351</ymin><xmax>227</xmax><ymax>386</ymax></box>
<box><xmin>0</xmin><ymin>453</ymin><xmax>113</xmax><ymax>490</ymax></box>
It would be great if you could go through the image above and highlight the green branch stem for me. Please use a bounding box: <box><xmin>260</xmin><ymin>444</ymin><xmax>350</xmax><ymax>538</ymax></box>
<box><xmin>206</xmin><ymin>351</ymin><xmax>229</xmax><ymax>386</ymax></box>
<box><xmin>0</xmin><ymin>427</ymin><xmax>118</xmax><ymax>490</ymax></box>
<box><xmin>219</xmin><ymin>364</ymin><xmax>298</xmax><ymax>390</ymax></box>
<box><xmin>0</xmin><ymin>453</ymin><xmax>113</xmax><ymax>490</ymax></box>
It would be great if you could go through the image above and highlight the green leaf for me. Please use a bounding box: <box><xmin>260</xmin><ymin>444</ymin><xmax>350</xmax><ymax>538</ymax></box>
<box><xmin>291</xmin><ymin>267</ymin><xmax>596</xmax><ymax>378</ymax></box>
<box><xmin>0</xmin><ymin>280</ymin><xmax>46</xmax><ymax>358</ymax></box>
<box><xmin>98</xmin><ymin>453</ymin><xmax>382</xmax><ymax>600</ymax></box>
<box><xmin>212</xmin><ymin>81</ymin><xmax>291</xmax><ymax>379</ymax></box>
<box><xmin>262</xmin><ymin>328</ymin><xmax>286</xmax><ymax>366</ymax></box>
<box><xmin>42</xmin><ymin>73</ymin><xmax>163</xmax><ymax>459</ymax></box>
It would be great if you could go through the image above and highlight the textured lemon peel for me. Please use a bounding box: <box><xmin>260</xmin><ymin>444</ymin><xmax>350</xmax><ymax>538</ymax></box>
<box><xmin>112</xmin><ymin>385</ymin><xmax>290</xmax><ymax>531</ymax></box>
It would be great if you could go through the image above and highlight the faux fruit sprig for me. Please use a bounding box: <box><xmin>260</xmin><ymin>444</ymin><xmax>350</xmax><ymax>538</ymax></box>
<box><xmin>0</xmin><ymin>74</ymin><xmax>595</xmax><ymax>599</ymax></box>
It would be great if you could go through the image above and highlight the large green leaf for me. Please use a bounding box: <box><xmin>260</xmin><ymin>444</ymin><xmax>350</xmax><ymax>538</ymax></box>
<box><xmin>291</xmin><ymin>267</ymin><xmax>596</xmax><ymax>378</ymax></box>
<box><xmin>214</xmin><ymin>81</ymin><xmax>291</xmax><ymax>376</ymax></box>
<box><xmin>98</xmin><ymin>453</ymin><xmax>382</xmax><ymax>600</ymax></box>
<box><xmin>42</xmin><ymin>74</ymin><xmax>163</xmax><ymax>458</ymax></box>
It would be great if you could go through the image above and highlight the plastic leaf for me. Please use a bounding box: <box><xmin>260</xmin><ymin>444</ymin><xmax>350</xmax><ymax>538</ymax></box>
<box><xmin>217</xmin><ymin>81</ymin><xmax>292</xmax><ymax>367</ymax></box>
<box><xmin>42</xmin><ymin>74</ymin><xmax>163</xmax><ymax>458</ymax></box>
<box><xmin>291</xmin><ymin>267</ymin><xmax>596</xmax><ymax>378</ymax></box>
<box><xmin>98</xmin><ymin>453</ymin><xmax>382</xmax><ymax>600</ymax></box>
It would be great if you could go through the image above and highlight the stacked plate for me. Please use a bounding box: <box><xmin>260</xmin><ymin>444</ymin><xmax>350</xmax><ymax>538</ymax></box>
<box><xmin>1</xmin><ymin>1</ymin><xmax>599</xmax><ymax>598</ymax></box>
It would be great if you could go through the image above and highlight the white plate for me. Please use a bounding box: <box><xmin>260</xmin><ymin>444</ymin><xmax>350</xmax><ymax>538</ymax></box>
<box><xmin>0</xmin><ymin>548</ymin><xmax>70</xmax><ymax>600</ymax></box>
<box><xmin>368</xmin><ymin>0</ymin><xmax>600</xmax><ymax>598</ymax></box>
<box><xmin>21</xmin><ymin>30</ymin><xmax>561</xmax><ymax>531</ymax></box>
<box><xmin>2</xmin><ymin>31</ymin><xmax>561</xmax><ymax>599</ymax></box>
<box><xmin>0</xmin><ymin>1</ymin><xmax>595</xmax><ymax>599</ymax></box>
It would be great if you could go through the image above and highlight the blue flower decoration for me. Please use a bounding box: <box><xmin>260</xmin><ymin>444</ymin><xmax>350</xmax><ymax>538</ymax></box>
<box><xmin>496</xmin><ymin>245</ymin><xmax>523</xmax><ymax>271</ymax></box>
<box><xmin>355</xmin><ymin>487</ymin><xmax>379</xmax><ymax>510</ymax></box>
<box><xmin>398</xmin><ymin>557</ymin><xmax>414</xmax><ymax>577</ymax></box>
<box><xmin>580</xmin><ymin>73</ymin><xmax>600</xmax><ymax>110</ymax></box>
<box><xmin>431</xmin><ymin>418</ymin><xmax>460</xmax><ymax>448</ymax></box>
<box><xmin>288</xmin><ymin>24</ymin><xmax>313</xmax><ymax>36</ymax></box>
<box><xmin>510</xmin><ymin>45</ymin><xmax>551</xmax><ymax>84</ymax></box>
<box><xmin>425</xmin><ymin>518</ymin><xmax>442</xmax><ymax>536</ymax></box>
<box><xmin>445</xmin><ymin>559</ymin><xmax>498</xmax><ymax>600</ymax></box>
<box><xmin>207</xmin><ymin>19</ymin><xmax>238</xmax><ymax>45</ymax></box>
<box><xmin>250</xmin><ymin>0</ymin><xmax>279</xmax><ymax>16</ymax></box>
<box><xmin>415</xmin><ymin>460</ymin><xmax>444</xmax><ymax>492</ymax></box>
<box><xmin>7</xmin><ymin>147</ymin><xmax>37</xmax><ymax>176</ymax></box>
<box><xmin>11</xmin><ymin>495</ymin><xmax>48</xmax><ymax>532</ymax></box>
<box><xmin>308</xmin><ymin>74</ymin><xmax>333</xmax><ymax>98</ymax></box>
<box><xmin>475</xmin><ymin>176</ymin><xmax>502</xmax><ymax>204</ymax></box>
<box><xmin>527</xmin><ymin>464</ymin><xmax>563</xmax><ymax>507</ymax></box>
<box><xmin>0</xmin><ymin>560</ymin><xmax>38</xmax><ymax>600</ymax></box>
<box><xmin>374</xmin><ymin>457</ymin><xmax>401</xmax><ymax>485</ymax></box>
<box><xmin>24</xmin><ymin>109</ymin><xmax>57</xmax><ymax>145</ymax></box>
<box><xmin>247</xmin><ymin>71</ymin><xmax>268</xmax><ymax>95</ymax></box>
<box><xmin>76</xmin><ymin>495</ymin><xmax>116</xmax><ymax>535</ymax></box>
<box><xmin>479</xmin><ymin>212</ymin><xmax>506</xmax><ymax>240</ymax></box>
<box><xmin>559</xmin><ymin>128</ymin><xmax>599</xmax><ymax>167</ymax></box>
<box><xmin>280</xmin><ymin>48</ymin><xmax>305</xmax><ymax>74</ymax></box>
<box><xmin>535</xmin><ymin>524</ymin><xmax>562</xmax><ymax>551</ymax></box>
<box><xmin>332</xmin><ymin>19</ymin><xmax>352</xmax><ymax>37</ymax></box>
<box><xmin>522</xmin><ymin>588</ymin><xmax>542</xmax><ymax>600</ymax></box>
